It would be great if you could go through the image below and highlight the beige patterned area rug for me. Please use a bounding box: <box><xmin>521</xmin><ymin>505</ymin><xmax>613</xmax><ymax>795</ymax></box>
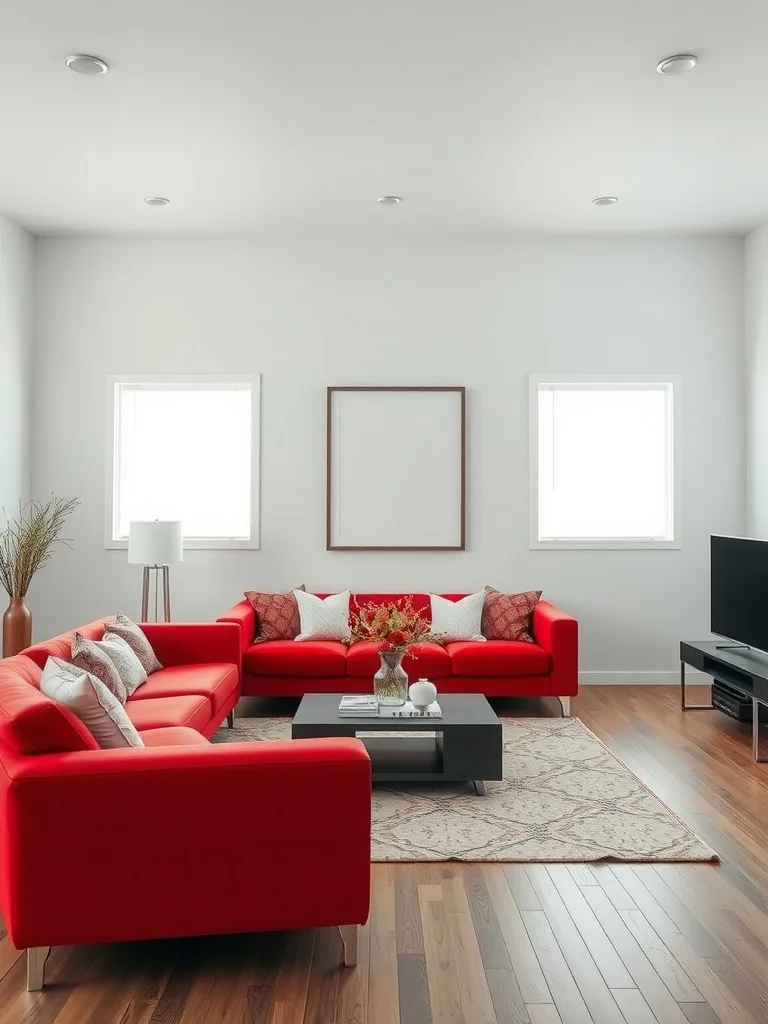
<box><xmin>214</xmin><ymin>716</ymin><xmax>716</xmax><ymax>863</ymax></box>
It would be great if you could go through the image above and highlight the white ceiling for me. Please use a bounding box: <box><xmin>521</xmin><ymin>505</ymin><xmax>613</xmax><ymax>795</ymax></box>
<box><xmin>2</xmin><ymin>0</ymin><xmax>767</xmax><ymax>236</ymax></box>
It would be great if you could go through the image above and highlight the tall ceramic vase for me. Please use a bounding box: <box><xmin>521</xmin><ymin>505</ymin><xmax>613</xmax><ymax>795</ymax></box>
<box><xmin>2</xmin><ymin>596</ymin><xmax>32</xmax><ymax>659</ymax></box>
<box><xmin>374</xmin><ymin>648</ymin><xmax>408</xmax><ymax>706</ymax></box>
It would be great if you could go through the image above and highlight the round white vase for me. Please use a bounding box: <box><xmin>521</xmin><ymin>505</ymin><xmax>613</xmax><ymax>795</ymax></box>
<box><xmin>409</xmin><ymin>678</ymin><xmax>437</xmax><ymax>709</ymax></box>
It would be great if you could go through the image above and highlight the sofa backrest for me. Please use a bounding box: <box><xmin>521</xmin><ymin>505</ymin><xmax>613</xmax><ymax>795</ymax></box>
<box><xmin>21</xmin><ymin>617</ymin><xmax>113</xmax><ymax>671</ymax></box>
<box><xmin>315</xmin><ymin>594</ymin><xmax>471</xmax><ymax>617</ymax></box>
<box><xmin>0</xmin><ymin>656</ymin><xmax>99</xmax><ymax>758</ymax></box>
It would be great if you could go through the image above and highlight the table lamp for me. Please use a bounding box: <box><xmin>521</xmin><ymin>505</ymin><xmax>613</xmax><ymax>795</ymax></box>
<box><xmin>128</xmin><ymin>520</ymin><xmax>183</xmax><ymax>622</ymax></box>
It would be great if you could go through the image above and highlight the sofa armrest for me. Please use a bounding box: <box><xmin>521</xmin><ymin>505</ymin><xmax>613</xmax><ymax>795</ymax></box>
<box><xmin>140</xmin><ymin>622</ymin><xmax>241</xmax><ymax>674</ymax></box>
<box><xmin>532</xmin><ymin>600</ymin><xmax>578</xmax><ymax>696</ymax></box>
<box><xmin>218</xmin><ymin>600</ymin><xmax>256</xmax><ymax>656</ymax></box>
<box><xmin>5</xmin><ymin>738</ymin><xmax>371</xmax><ymax>949</ymax></box>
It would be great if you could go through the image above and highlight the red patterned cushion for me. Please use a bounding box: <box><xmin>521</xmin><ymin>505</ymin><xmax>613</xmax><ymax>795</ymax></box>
<box><xmin>244</xmin><ymin>586</ymin><xmax>305</xmax><ymax>644</ymax></box>
<box><xmin>481</xmin><ymin>587</ymin><xmax>541</xmax><ymax>643</ymax></box>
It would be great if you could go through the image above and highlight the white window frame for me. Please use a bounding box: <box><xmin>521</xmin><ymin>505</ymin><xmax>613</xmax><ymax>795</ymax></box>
<box><xmin>529</xmin><ymin>374</ymin><xmax>681</xmax><ymax>550</ymax></box>
<box><xmin>105</xmin><ymin>373</ymin><xmax>261</xmax><ymax>550</ymax></box>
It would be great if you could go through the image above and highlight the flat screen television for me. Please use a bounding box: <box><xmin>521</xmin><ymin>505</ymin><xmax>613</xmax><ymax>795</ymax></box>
<box><xmin>711</xmin><ymin>535</ymin><xmax>768</xmax><ymax>652</ymax></box>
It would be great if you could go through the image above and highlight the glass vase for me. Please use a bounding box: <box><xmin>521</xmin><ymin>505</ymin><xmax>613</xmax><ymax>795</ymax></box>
<box><xmin>374</xmin><ymin>648</ymin><xmax>408</xmax><ymax>706</ymax></box>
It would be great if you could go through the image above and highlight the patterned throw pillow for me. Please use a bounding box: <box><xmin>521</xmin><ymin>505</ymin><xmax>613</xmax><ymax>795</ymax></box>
<box><xmin>429</xmin><ymin>591</ymin><xmax>487</xmax><ymax>642</ymax></box>
<box><xmin>41</xmin><ymin>656</ymin><xmax>144</xmax><ymax>749</ymax></box>
<box><xmin>106</xmin><ymin>612</ymin><xmax>162</xmax><ymax>674</ymax></box>
<box><xmin>71</xmin><ymin>633</ymin><xmax>128</xmax><ymax>703</ymax></box>
<box><xmin>244</xmin><ymin>585</ymin><xmax>306</xmax><ymax>644</ymax></box>
<box><xmin>72</xmin><ymin>632</ymin><xmax>148</xmax><ymax>701</ymax></box>
<box><xmin>481</xmin><ymin>587</ymin><xmax>542</xmax><ymax>643</ymax></box>
<box><xmin>293</xmin><ymin>589</ymin><xmax>351</xmax><ymax>641</ymax></box>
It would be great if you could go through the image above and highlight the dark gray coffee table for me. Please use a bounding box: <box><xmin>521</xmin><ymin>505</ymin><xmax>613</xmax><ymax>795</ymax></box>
<box><xmin>292</xmin><ymin>693</ymin><xmax>503</xmax><ymax>795</ymax></box>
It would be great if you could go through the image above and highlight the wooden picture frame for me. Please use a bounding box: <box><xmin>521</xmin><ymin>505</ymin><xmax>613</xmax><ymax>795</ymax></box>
<box><xmin>326</xmin><ymin>386</ymin><xmax>466</xmax><ymax>551</ymax></box>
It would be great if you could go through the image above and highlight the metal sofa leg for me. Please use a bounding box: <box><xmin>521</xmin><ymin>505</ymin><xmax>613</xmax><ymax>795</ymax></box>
<box><xmin>338</xmin><ymin>924</ymin><xmax>359</xmax><ymax>967</ymax></box>
<box><xmin>558</xmin><ymin>696</ymin><xmax>571</xmax><ymax>717</ymax></box>
<box><xmin>27</xmin><ymin>946</ymin><xmax>51</xmax><ymax>991</ymax></box>
<box><xmin>227</xmin><ymin>709</ymin><xmax>235</xmax><ymax>729</ymax></box>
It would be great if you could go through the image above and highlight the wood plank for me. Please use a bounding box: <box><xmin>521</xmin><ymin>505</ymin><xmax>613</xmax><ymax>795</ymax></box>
<box><xmin>567</xmin><ymin>864</ymin><xmax>598</xmax><ymax>887</ymax></box>
<box><xmin>611</xmin><ymin>870</ymin><xmax>763</xmax><ymax>1023</ymax></box>
<box><xmin>447</xmin><ymin>902</ymin><xmax>498</xmax><ymax>1024</ymax></box>
<box><xmin>620</xmin><ymin>910</ymin><xmax>704</xmax><ymax>1002</ymax></box>
<box><xmin>524</xmin><ymin>866</ymin><xmax>629</xmax><ymax>1024</ymax></box>
<box><xmin>369</xmin><ymin>866</ymin><xmax>400</xmax><ymax>1024</ymax></box>
<box><xmin>302</xmin><ymin>928</ymin><xmax>341</xmax><ymax>1024</ymax></box>
<box><xmin>627</xmin><ymin>871</ymin><xmax>720</xmax><ymax>959</ymax></box>
<box><xmin>502</xmin><ymin>866</ymin><xmax>542</xmax><ymax>911</ymax></box>
<box><xmin>678</xmin><ymin>1004</ymin><xmax>724</xmax><ymax>1024</ymax></box>
<box><xmin>270</xmin><ymin>930</ymin><xmax>315</xmax><ymax>1024</ymax></box>
<box><xmin>395</xmin><ymin>867</ymin><xmax>426</xmax><ymax>955</ymax></box>
<box><xmin>591</xmin><ymin>867</ymin><xmax>637</xmax><ymax>911</ymax></box>
<box><xmin>483</xmin><ymin>867</ymin><xmax>551</xmax><ymax>1005</ymax></box>
<box><xmin>396</xmin><ymin>956</ymin><xmax>430</xmax><ymax>1024</ymax></box>
<box><xmin>520</xmin><ymin>911</ymin><xmax>593</xmax><ymax>1024</ymax></box>
<box><xmin>149</xmin><ymin>941</ymin><xmax>208</xmax><ymax>1024</ymax></box>
<box><xmin>526</xmin><ymin>1009</ymin><xmax>563</xmax><ymax>1024</ymax></box>
<box><xmin>544</xmin><ymin>865</ymin><xmax>634</xmax><ymax>989</ymax></box>
<box><xmin>117</xmin><ymin>958</ymin><xmax>172</xmax><ymax>1024</ymax></box>
<box><xmin>485</xmin><ymin>969</ymin><xmax>530</xmax><ymax>1024</ymax></box>
<box><xmin>611</xmin><ymin>989</ymin><xmax>661</xmax><ymax>1024</ymax></box>
<box><xmin>463</xmin><ymin>866</ymin><xmax>512</xmax><ymax>970</ymax></box>
<box><xmin>579</xmin><ymin>885</ymin><xmax>691</xmax><ymax>1024</ymax></box>
<box><xmin>337</xmin><ymin>921</ymin><xmax>370</xmax><ymax>1024</ymax></box>
<box><xmin>246</xmin><ymin>987</ymin><xmax>273</xmax><ymax>1024</ymax></box>
<box><xmin>418</xmin><ymin>884</ymin><xmax>463</xmax><ymax>1023</ymax></box>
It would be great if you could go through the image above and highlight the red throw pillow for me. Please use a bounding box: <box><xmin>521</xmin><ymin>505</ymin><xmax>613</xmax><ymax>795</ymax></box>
<box><xmin>481</xmin><ymin>587</ymin><xmax>541</xmax><ymax>643</ymax></box>
<box><xmin>244</xmin><ymin>586</ymin><xmax>305</xmax><ymax>644</ymax></box>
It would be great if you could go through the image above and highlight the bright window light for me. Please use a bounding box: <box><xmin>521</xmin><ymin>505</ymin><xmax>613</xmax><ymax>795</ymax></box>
<box><xmin>108</xmin><ymin>377</ymin><xmax>259</xmax><ymax>548</ymax></box>
<box><xmin>532</xmin><ymin>378</ymin><xmax>677</xmax><ymax>548</ymax></box>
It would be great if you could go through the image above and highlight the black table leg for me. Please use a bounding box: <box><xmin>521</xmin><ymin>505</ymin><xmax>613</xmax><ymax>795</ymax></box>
<box><xmin>680</xmin><ymin>660</ymin><xmax>713</xmax><ymax>711</ymax></box>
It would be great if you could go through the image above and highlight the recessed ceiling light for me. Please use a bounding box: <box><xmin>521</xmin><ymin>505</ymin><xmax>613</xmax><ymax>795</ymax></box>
<box><xmin>656</xmin><ymin>54</ymin><xmax>698</xmax><ymax>76</ymax></box>
<box><xmin>592</xmin><ymin>196</ymin><xmax>618</xmax><ymax>206</ymax></box>
<box><xmin>376</xmin><ymin>196</ymin><xmax>402</xmax><ymax>205</ymax></box>
<box><xmin>144</xmin><ymin>196</ymin><xmax>170</xmax><ymax>207</ymax></box>
<box><xmin>65</xmin><ymin>54</ymin><xmax>109</xmax><ymax>76</ymax></box>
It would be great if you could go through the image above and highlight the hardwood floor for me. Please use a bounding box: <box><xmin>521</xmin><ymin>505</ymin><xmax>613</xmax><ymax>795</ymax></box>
<box><xmin>2</xmin><ymin>685</ymin><xmax>767</xmax><ymax>1024</ymax></box>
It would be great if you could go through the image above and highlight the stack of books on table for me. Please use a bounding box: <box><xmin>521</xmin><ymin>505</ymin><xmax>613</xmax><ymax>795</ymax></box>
<box><xmin>378</xmin><ymin>700</ymin><xmax>443</xmax><ymax>719</ymax></box>
<box><xmin>338</xmin><ymin>696</ymin><xmax>379</xmax><ymax>717</ymax></box>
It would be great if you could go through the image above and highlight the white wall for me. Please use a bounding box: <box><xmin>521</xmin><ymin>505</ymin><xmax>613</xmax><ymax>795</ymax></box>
<box><xmin>745</xmin><ymin>224</ymin><xmax>768</xmax><ymax>537</ymax></box>
<box><xmin>0</xmin><ymin>216</ymin><xmax>34</xmax><ymax>515</ymax></box>
<box><xmin>32</xmin><ymin>236</ymin><xmax>745</xmax><ymax>679</ymax></box>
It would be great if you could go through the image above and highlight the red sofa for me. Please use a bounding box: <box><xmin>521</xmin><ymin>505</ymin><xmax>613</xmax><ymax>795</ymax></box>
<box><xmin>219</xmin><ymin>592</ymin><xmax>578</xmax><ymax>714</ymax></box>
<box><xmin>0</xmin><ymin>618</ymin><xmax>371</xmax><ymax>990</ymax></box>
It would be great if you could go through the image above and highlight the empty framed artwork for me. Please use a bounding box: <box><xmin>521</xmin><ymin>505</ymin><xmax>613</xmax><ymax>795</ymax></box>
<box><xmin>326</xmin><ymin>386</ymin><xmax>466</xmax><ymax>551</ymax></box>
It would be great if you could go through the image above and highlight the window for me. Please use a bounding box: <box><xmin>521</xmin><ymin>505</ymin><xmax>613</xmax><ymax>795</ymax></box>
<box><xmin>530</xmin><ymin>375</ymin><xmax>679</xmax><ymax>549</ymax></box>
<box><xmin>107</xmin><ymin>375</ymin><xmax>260</xmax><ymax>549</ymax></box>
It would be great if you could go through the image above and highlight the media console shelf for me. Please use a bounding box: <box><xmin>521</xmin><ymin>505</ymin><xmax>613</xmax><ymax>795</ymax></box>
<box><xmin>680</xmin><ymin>640</ymin><xmax>768</xmax><ymax>761</ymax></box>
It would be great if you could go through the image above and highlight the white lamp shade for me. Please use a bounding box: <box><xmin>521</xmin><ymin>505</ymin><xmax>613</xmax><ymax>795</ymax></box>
<box><xmin>128</xmin><ymin>521</ymin><xmax>183</xmax><ymax>565</ymax></box>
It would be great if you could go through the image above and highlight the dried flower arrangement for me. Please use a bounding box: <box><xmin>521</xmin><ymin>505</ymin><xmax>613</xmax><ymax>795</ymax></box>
<box><xmin>346</xmin><ymin>596</ymin><xmax>441</xmax><ymax>653</ymax></box>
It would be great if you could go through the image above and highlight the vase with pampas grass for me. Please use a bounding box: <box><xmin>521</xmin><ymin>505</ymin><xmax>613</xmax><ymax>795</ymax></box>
<box><xmin>0</xmin><ymin>497</ymin><xmax>79</xmax><ymax>658</ymax></box>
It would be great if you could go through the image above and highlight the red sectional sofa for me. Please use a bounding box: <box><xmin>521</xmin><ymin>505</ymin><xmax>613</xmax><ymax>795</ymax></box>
<box><xmin>0</xmin><ymin>617</ymin><xmax>371</xmax><ymax>990</ymax></box>
<box><xmin>219</xmin><ymin>592</ymin><xmax>578</xmax><ymax>713</ymax></box>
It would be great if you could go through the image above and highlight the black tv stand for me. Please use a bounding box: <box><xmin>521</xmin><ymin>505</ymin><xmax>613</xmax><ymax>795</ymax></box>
<box><xmin>680</xmin><ymin>641</ymin><xmax>768</xmax><ymax>761</ymax></box>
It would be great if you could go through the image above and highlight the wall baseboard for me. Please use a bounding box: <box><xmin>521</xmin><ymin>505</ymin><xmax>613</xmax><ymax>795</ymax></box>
<box><xmin>579</xmin><ymin>670</ymin><xmax>705</xmax><ymax>685</ymax></box>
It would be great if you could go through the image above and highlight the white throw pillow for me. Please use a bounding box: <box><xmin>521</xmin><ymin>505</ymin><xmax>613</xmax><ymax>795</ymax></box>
<box><xmin>41</xmin><ymin>656</ymin><xmax>144</xmax><ymax>749</ymax></box>
<box><xmin>294</xmin><ymin>589</ymin><xmax>351</xmax><ymax>641</ymax></box>
<box><xmin>430</xmin><ymin>591</ymin><xmax>487</xmax><ymax>643</ymax></box>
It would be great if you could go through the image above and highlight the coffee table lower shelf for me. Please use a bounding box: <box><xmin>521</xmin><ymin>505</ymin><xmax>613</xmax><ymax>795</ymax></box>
<box><xmin>291</xmin><ymin>693</ymin><xmax>504</xmax><ymax>797</ymax></box>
